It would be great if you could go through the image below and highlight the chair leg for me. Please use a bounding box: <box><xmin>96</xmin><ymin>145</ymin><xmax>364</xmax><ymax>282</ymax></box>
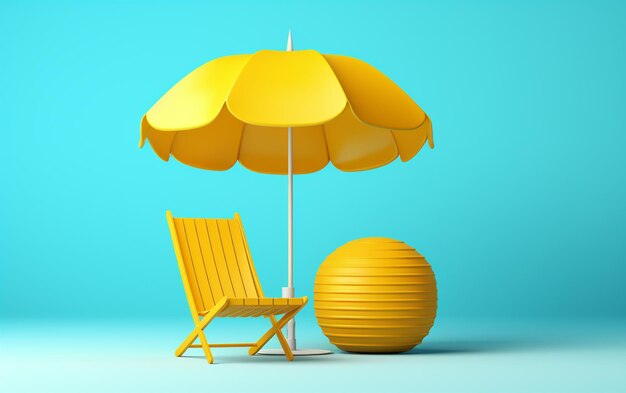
<box><xmin>175</xmin><ymin>314</ymin><xmax>215</xmax><ymax>360</ymax></box>
<box><xmin>272</xmin><ymin>316</ymin><xmax>294</xmax><ymax>361</ymax></box>
<box><xmin>175</xmin><ymin>298</ymin><xmax>229</xmax><ymax>364</ymax></box>
<box><xmin>248</xmin><ymin>305</ymin><xmax>304</xmax><ymax>358</ymax></box>
<box><xmin>175</xmin><ymin>331</ymin><xmax>197</xmax><ymax>357</ymax></box>
<box><xmin>197</xmin><ymin>330</ymin><xmax>213</xmax><ymax>364</ymax></box>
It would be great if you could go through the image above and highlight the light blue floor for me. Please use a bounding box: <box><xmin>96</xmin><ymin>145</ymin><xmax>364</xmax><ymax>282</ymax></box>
<box><xmin>1</xmin><ymin>318</ymin><xmax>625</xmax><ymax>393</ymax></box>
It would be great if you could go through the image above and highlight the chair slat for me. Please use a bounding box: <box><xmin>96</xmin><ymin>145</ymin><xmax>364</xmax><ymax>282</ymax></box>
<box><xmin>228</xmin><ymin>219</ymin><xmax>260</xmax><ymax>298</ymax></box>
<box><xmin>206</xmin><ymin>220</ymin><xmax>236</xmax><ymax>298</ymax></box>
<box><xmin>217</xmin><ymin>220</ymin><xmax>247</xmax><ymax>298</ymax></box>
<box><xmin>270</xmin><ymin>305</ymin><xmax>292</xmax><ymax>315</ymax></box>
<box><xmin>196</xmin><ymin>219</ymin><xmax>225</xmax><ymax>304</ymax></box>
<box><xmin>183</xmin><ymin>219</ymin><xmax>214</xmax><ymax>308</ymax></box>
<box><xmin>174</xmin><ymin>218</ymin><xmax>205</xmax><ymax>312</ymax></box>
<box><xmin>234</xmin><ymin>214</ymin><xmax>266</xmax><ymax>298</ymax></box>
<box><xmin>217</xmin><ymin>306</ymin><xmax>245</xmax><ymax>317</ymax></box>
<box><xmin>214</xmin><ymin>302</ymin><xmax>302</xmax><ymax>318</ymax></box>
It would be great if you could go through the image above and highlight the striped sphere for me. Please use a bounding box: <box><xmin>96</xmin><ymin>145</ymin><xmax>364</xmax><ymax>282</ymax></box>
<box><xmin>314</xmin><ymin>238</ymin><xmax>437</xmax><ymax>353</ymax></box>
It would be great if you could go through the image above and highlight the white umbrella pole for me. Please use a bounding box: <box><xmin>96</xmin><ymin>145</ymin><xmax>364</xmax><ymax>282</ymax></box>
<box><xmin>283</xmin><ymin>125</ymin><xmax>296</xmax><ymax>350</ymax></box>
<box><xmin>283</xmin><ymin>28</ymin><xmax>297</xmax><ymax>350</ymax></box>
<box><xmin>258</xmin><ymin>30</ymin><xmax>332</xmax><ymax>356</ymax></box>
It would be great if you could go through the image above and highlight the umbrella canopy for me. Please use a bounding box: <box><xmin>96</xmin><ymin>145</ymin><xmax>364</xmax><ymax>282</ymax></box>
<box><xmin>140</xmin><ymin>50</ymin><xmax>433</xmax><ymax>174</ymax></box>
<box><xmin>140</xmin><ymin>34</ymin><xmax>433</xmax><ymax>354</ymax></box>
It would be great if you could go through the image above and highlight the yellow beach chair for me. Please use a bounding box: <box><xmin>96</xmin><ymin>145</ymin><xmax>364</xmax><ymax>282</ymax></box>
<box><xmin>166</xmin><ymin>211</ymin><xmax>308</xmax><ymax>364</ymax></box>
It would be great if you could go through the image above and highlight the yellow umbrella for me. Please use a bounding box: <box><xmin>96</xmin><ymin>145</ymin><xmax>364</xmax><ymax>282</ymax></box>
<box><xmin>140</xmin><ymin>32</ymin><xmax>433</xmax><ymax>355</ymax></box>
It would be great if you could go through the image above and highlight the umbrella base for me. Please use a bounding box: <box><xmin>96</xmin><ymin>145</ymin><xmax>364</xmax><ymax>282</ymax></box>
<box><xmin>257</xmin><ymin>348</ymin><xmax>333</xmax><ymax>356</ymax></box>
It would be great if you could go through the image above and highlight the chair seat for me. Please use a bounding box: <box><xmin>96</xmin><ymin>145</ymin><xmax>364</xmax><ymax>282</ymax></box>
<box><xmin>199</xmin><ymin>297</ymin><xmax>307</xmax><ymax>318</ymax></box>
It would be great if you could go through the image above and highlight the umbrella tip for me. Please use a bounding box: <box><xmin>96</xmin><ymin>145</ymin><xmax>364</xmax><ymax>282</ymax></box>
<box><xmin>287</xmin><ymin>29</ymin><xmax>293</xmax><ymax>51</ymax></box>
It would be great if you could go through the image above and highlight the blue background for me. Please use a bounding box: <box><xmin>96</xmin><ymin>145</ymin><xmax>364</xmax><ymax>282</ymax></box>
<box><xmin>1</xmin><ymin>0</ymin><xmax>625</xmax><ymax>324</ymax></box>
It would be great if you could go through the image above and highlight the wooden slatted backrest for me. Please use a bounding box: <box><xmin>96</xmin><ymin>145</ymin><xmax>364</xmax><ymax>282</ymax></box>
<box><xmin>166</xmin><ymin>211</ymin><xmax>265</xmax><ymax>315</ymax></box>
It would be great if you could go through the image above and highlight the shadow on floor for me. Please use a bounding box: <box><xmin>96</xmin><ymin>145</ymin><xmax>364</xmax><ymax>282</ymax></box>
<box><xmin>181</xmin><ymin>352</ymin><xmax>342</xmax><ymax>365</ymax></box>
<box><xmin>403</xmin><ymin>339</ymin><xmax>547</xmax><ymax>355</ymax></box>
<box><xmin>180</xmin><ymin>339</ymin><xmax>540</xmax><ymax>361</ymax></box>
<box><xmin>179</xmin><ymin>336</ymin><xmax>565</xmax><ymax>361</ymax></box>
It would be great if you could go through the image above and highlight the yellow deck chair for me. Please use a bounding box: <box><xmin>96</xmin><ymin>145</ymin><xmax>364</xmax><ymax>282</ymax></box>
<box><xmin>166</xmin><ymin>211</ymin><xmax>308</xmax><ymax>364</ymax></box>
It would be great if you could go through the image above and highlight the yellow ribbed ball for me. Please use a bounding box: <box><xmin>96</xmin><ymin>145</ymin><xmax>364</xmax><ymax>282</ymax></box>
<box><xmin>314</xmin><ymin>237</ymin><xmax>437</xmax><ymax>353</ymax></box>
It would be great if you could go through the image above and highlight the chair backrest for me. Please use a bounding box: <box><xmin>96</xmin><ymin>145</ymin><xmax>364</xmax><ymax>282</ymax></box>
<box><xmin>166</xmin><ymin>211</ymin><xmax>264</xmax><ymax>315</ymax></box>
